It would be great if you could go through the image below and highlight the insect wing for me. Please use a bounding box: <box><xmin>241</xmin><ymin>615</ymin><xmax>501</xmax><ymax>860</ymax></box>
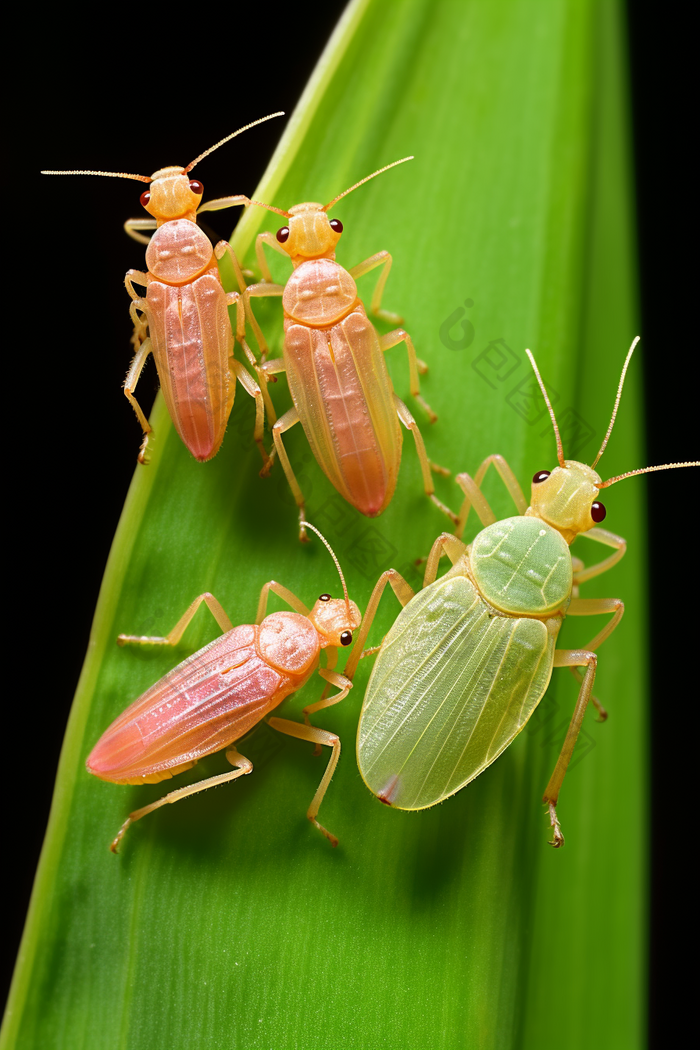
<box><xmin>357</xmin><ymin>575</ymin><xmax>556</xmax><ymax>809</ymax></box>
<box><xmin>88</xmin><ymin>625</ymin><xmax>284</xmax><ymax>782</ymax></box>
<box><xmin>147</xmin><ymin>274</ymin><xmax>233</xmax><ymax>462</ymax></box>
<box><xmin>285</xmin><ymin>304</ymin><xmax>401</xmax><ymax>516</ymax></box>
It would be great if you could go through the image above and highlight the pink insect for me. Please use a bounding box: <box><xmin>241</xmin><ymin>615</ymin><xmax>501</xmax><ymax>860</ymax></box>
<box><xmin>241</xmin><ymin>158</ymin><xmax>455</xmax><ymax>540</ymax></box>
<box><xmin>86</xmin><ymin>526</ymin><xmax>361</xmax><ymax>852</ymax></box>
<box><xmin>42</xmin><ymin>113</ymin><xmax>283</xmax><ymax>465</ymax></box>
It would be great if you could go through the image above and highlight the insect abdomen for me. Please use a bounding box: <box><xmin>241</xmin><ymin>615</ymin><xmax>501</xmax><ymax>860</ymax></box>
<box><xmin>357</xmin><ymin>575</ymin><xmax>556</xmax><ymax>809</ymax></box>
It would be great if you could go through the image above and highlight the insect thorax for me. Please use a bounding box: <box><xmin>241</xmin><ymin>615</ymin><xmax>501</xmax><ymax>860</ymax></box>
<box><xmin>282</xmin><ymin>259</ymin><xmax>357</xmax><ymax>326</ymax></box>
<box><xmin>469</xmin><ymin>516</ymin><xmax>572</xmax><ymax>617</ymax></box>
<box><xmin>145</xmin><ymin>220</ymin><xmax>215</xmax><ymax>284</ymax></box>
<box><xmin>257</xmin><ymin>611</ymin><xmax>320</xmax><ymax>676</ymax></box>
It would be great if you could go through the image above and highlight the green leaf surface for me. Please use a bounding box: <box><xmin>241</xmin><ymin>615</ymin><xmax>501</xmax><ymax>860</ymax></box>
<box><xmin>4</xmin><ymin>1</ymin><xmax>645</xmax><ymax>1047</ymax></box>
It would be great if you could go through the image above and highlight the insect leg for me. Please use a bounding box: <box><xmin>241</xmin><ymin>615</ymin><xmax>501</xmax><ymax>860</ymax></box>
<box><xmin>215</xmin><ymin>241</ymin><xmax>274</xmax><ymax>377</ymax></box>
<box><xmin>544</xmin><ymin>649</ymin><xmax>599</xmax><ymax>846</ymax></box>
<box><xmin>125</xmin><ymin>271</ymin><xmax>150</xmax><ymax>355</ymax></box>
<box><xmin>214</xmin><ymin>238</ymin><xmax>249</xmax><ymax>295</ymax></box>
<box><xmin>474</xmin><ymin>454</ymin><xmax>528</xmax><ymax>513</ymax></box>
<box><xmin>117</xmin><ymin>592</ymin><xmax>233</xmax><ymax>646</ymax></box>
<box><xmin>568</xmin><ymin>666</ymin><xmax>607</xmax><ymax>722</ymax></box>
<box><xmin>123</xmin><ymin>218</ymin><xmax>157</xmax><ymax>245</ymax></box>
<box><xmin>573</xmin><ymin>528</ymin><xmax>627</xmax><ymax>586</ymax></box>
<box><xmin>270</xmin><ymin>407</ymin><xmax>310</xmax><ymax>541</ymax></box>
<box><xmin>380</xmin><ymin>329</ymin><xmax>437</xmax><ymax>422</ymax></box>
<box><xmin>453</xmin><ymin>473</ymin><xmax>499</xmax><ymax>536</ymax></box>
<box><xmin>255</xmin><ymin>231</ymin><xmax>290</xmax><ymax>284</ymax></box>
<box><xmin>110</xmin><ymin>747</ymin><xmax>253</xmax><ymax>853</ymax></box>
<box><xmin>344</xmin><ymin>569</ymin><xmax>415</xmax><ymax>680</ymax></box>
<box><xmin>221</xmin><ymin>274</ymin><xmax>279</xmax><ymax>430</ymax></box>
<box><xmin>230</xmin><ymin>359</ymin><xmax>273</xmax><ymax>471</ymax></box>
<box><xmin>243</xmin><ymin>281</ymin><xmax>285</xmax><ymax>361</ymax></box>
<box><xmin>197</xmin><ymin>193</ymin><xmax>249</xmax><ymax>218</ymax></box>
<box><xmin>423</xmin><ymin>533</ymin><xmax>468</xmax><ymax>586</ymax></box>
<box><xmin>454</xmin><ymin>455</ymin><xmax>529</xmax><ymax>537</ymax></box>
<box><xmin>266</xmin><ymin>717</ymin><xmax>341</xmax><ymax>846</ymax></box>
<box><xmin>255</xmin><ymin>581</ymin><xmax>310</xmax><ymax>623</ymax></box>
<box><xmin>394</xmin><ymin>396</ymin><xmax>458</xmax><ymax>527</ymax></box>
<box><xmin>124</xmin><ymin>337</ymin><xmax>154</xmax><ymax>465</ymax></box>
<box><xmin>567</xmin><ymin>596</ymin><xmax>625</xmax><ymax>652</ymax></box>
<box><xmin>348</xmin><ymin>250</ymin><xmax>401</xmax><ymax>324</ymax></box>
<box><xmin>566</xmin><ymin>597</ymin><xmax>624</xmax><ymax>722</ymax></box>
<box><xmin>124</xmin><ymin>269</ymin><xmax>149</xmax><ymax>299</ymax></box>
<box><xmin>303</xmin><ymin>668</ymin><xmax>354</xmax><ymax>755</ymax></box>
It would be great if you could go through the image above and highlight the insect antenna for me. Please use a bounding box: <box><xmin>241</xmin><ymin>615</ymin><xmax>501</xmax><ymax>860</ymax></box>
<box><xmin>303</xmin><ymin>523</ymin><xmax>351</xmax><ymax>612</ymax></box>
<box><xmin>597</xmin><ymin>460</ymin><xmax>700</xmax><ymax>489</ymax></box>
<box><xmin>591</xmin><ymin>336</ymin><xmax>640</xmax><ymax>468</ymax></box>
<box><xmin>41</xmin><ymin>169</ymin><xmax>152</xmax><ymax>182</ymax></box>
<box><xmin>248</xmin><ymin>200</ymin><xmax>292</xmax><ymax>219</ymax></box>
<box><xmin>525</xmin><ymin>349</ymin><xmax>566</xmax><ymax>468</ymax></box>
<box><xmin>184</xmin><ymin>112</ymin><xmax>285</xmax><ymax>174</ymax></box>
<box><xmin>322</xmin><ymin>156</ymin><xmax>414</xmax><ymax>212</ymax></box>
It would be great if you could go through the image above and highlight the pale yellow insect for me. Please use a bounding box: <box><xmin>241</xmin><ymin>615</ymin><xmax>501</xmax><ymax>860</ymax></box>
<box><xmin>347</xmin><ymin>339</ymin><xmax>698</xmax><ymax>846</ymax></box>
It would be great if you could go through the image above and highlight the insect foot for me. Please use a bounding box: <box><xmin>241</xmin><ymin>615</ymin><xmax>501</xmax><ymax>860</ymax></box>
<box><xmin>545</xmin><ymin>802</ymin><xmax>565</xmax><ymax>848</ymax></box>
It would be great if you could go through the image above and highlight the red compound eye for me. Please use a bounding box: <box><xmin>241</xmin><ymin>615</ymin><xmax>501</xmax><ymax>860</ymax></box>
<box><xmin>140</xmin><ymin>190</ymin><xmax>151</xmax><ymax>208</ymax></box>
<box><xmin>533</xmin><ymin>470</ymin><xmax>551</xmax><ymax>484</ymax></box>
<box><xmin>591</xmin><ymin>501</ymin><xmax>607</xmax><ymax>523</ymax></box>
<box><xmin>276</xmin><ymin>226</ymin><xmax>290</xmax><ymax>243</ymax></box>
<box><xmin>189</xmin><ymin>180</ymin><xmax>203</xmax><ymax>195</ymax></box>
<box><xmin>329</xmin><ymin>219</ymin><xmax>343</xmax><ymax>233</ymax></box>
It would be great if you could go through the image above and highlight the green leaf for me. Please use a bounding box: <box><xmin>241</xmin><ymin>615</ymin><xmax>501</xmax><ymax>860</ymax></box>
<box><xmin>4</xmin><ymin>1</ymin><xmax>645</xmax><ymax>1047</ymax></box>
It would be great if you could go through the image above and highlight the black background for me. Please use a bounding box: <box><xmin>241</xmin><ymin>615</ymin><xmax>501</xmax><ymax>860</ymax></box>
<box><xmin>6</xmin><ymin>3</ymin><xmax>695</xmax><ymax>1044</ymax></box>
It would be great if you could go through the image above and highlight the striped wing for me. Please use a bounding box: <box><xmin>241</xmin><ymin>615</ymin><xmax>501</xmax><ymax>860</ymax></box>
<box><xmin>357</xmin><ymin>575</ymin><xmax>556</xmax><ymax>809</ymax></box>
<box><xmin>88</xmin><ymin>626</ymin><xmax>286</xmax><ymax>783</ymax></box>
<box><xmin>147</xmin><ymin>273</ymin><xmax>233</xmax><ymax>462</ymax></box>
<box><xmin>284</xmin><ymin>305</ymin><xmax>401</xmax><ymax>517</ymax></box>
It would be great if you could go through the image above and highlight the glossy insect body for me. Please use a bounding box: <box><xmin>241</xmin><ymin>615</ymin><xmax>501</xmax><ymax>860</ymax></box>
<box><xmin>246</xmin><ymin>161</ymin><xmax>455</xmax><ymax>539</ymax></box>
<box><xmin>356</xmin><ymin>515</ymin><xmax>570</xmax><ymax>814</ymax></box>
<box><xmin>282</xmin><ymin>256</ymin><xmax>400</xmax><ymax>517</ymax></box>
<box><xmin>43</xmin><ymin>114</ymin><xmax>282</xmax><ymax>464</ymax></box>
<box><xmin>347</xmin><ymin>340</ymin><xmax>699</xmax><ymax>846</ymax></box>
<box><xmin>87</xmin><ymin>526</ymin><xmax>360</xmax><ymax>851</ymax></box>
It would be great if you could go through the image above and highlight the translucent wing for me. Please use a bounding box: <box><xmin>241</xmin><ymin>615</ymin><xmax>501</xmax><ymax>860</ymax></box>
<box><xmin>88</xmin><ymin>626</ymin><xmax>286</xmax><ymax>782</ymax></box>
<box><xmin>357</xmin><ymin>575</ymin><xmax>557</xmax><ymax>809</ymax></box>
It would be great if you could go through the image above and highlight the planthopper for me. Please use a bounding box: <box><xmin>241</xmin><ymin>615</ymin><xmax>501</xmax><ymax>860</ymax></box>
<box><xmin>241</xmin><ymin>158</ymin><xmax>455</xmax><ymax>539</ymax></box>
<box><xmin>43</xmin><ymin>113</ymin><xmax>284</xmax><ymax>465</ymax></box>
<box><xmin>87</xmin><ymin>526</ymin><xmax>360</xmax><ymax>852</ymax></box>
<box><xmin>345</xmin><ymin>339</ymin><xmax>699</xmax><ymax>846</ymax></box>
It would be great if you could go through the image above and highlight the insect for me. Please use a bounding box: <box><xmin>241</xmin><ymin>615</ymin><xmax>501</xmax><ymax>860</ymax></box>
<box><xmin>86</xmin><ymin>525</ymin><xmax>361</xmax><ymax>852</ymax></box>
<box><xmin>242</xmin><ymin>158</ymin><xmax>455</xmax><ymax>540</ymax></box>
<box><xmin>345</xmin><ymin>339</ymin><xmax>699</xmax><ymax>846</ymax></box>
<box><xmin>42</xmin><ymin>113</ymin><xmax>283</xmax><ymax>465</ymax></box>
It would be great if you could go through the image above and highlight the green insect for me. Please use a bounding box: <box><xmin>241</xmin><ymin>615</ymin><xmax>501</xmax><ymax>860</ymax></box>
<box><xmin>346</xmin><ymin>339</ymin><xmax>698</xmax><ymax>845</ymax></box>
